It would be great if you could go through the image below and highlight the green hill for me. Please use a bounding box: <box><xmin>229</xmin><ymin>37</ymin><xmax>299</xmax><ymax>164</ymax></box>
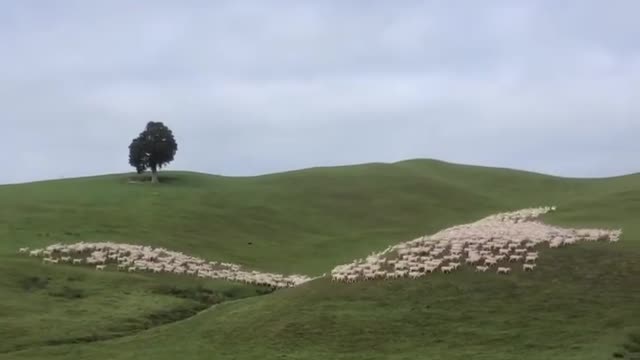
<box><xmin>1</xmin><ymin>159</ymin><xmax>639</xmax><ymax>359</ymax></box>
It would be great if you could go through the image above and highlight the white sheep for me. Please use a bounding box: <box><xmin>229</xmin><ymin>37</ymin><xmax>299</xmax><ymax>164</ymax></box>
<box><xmin>441</xmin><ymin>266</ymin><xmax>453</xmax><ymax>274</ymax></box>
<box><xmin>523</xmin><ymin>264</ymin><xmax>536</xmax><ymax>271</ymax></box>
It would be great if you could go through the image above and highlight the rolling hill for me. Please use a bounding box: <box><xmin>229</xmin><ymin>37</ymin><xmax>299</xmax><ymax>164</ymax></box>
<box><xmin>1</xmin><ymin>159</ymin><xmax>639</xmax><ymax>359</ymax></box>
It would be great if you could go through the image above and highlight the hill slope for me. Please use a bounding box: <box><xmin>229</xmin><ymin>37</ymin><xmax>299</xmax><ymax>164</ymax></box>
<box><xmin>1</xmin><ymin>159</ymin><xmax>639</xmax><ymax>359</ymax></box>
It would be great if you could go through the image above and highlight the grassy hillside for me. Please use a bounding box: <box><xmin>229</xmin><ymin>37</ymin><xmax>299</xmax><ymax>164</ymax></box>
<box><xmin>1</xmin><ymin>159</ymin><xmax>639</xmax><ymax>359</ymax></box>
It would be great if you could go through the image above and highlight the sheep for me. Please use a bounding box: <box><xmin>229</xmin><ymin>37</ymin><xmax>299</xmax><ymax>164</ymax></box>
<box><xmin>333</xmin><ymin>274</ymin><xmax>346</xmax><ymax>282</ymax></box>
<box><xmin>525</xmin><ymin>255</ymin><xmax>537</xmax><ymax>263</ymax></box>
<box><xmin>72</xmin><ymin>259</ymin><xmax>83</xmax><ymax>265</ymax></box>
<box><xmin>19</xmin><ymin>247</ymin><xmax>29</xmax><ymax>254</ymax></box>
<box><xmin>475</xmin><ymin>265</ymin><xmax>489</xmax><ymax>272</ymax></box>
<box><xmin>96</xmin><ymin>265</ymin><xmax>106</xmax><ymax>271</ymax></box>
<box><xmin>21</xmin><ymin>206</ymin><xmax>623</xmax><ymax>288</ymax></box>
<box><xmin>497</xmin><ymin>267</ymin><xmax>511</xmax><ymax>274</ymax></box>
<box><xmin>385</xmin><ymin>272</ymin><xmax>398</xmax><ymax>280</ymax></box>
<box><xmin>484</xmin><ymin>258</ymin><xmax>497</xmax><ymax>266</ymax></box>
<box><xmin>466</xmin><ymin>256</ymin><xmax>482</xmax><ymax>265</ymax></box>
<box><xmin>523</xmin><ymin>264</ymin><xmax>536</xmax><ymax>271</ymax></box>
<box><xmin>441</xmin><ymin>266</ymin><xmax>453</xmax><ymax>274</ymax></box>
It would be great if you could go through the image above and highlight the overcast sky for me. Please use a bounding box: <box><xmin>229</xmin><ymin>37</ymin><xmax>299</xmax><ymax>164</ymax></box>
<box><xmin>1</xmin><ymin>1</ymin><xmax>639</xmax><ymax>184</ymax></box>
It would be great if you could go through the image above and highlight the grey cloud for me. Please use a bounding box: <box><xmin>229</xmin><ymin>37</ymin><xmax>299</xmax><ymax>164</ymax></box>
<box><xmin>1</xmin><ymin>0</ymin><xmax>639</xmax><ymax>184</ymax></box>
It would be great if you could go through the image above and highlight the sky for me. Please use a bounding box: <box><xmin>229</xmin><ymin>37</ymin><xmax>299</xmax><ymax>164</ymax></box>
<box><xmin>1</xmin><ymin>1</ymin><xmax>639</xmax><ymax>184</ymax></box>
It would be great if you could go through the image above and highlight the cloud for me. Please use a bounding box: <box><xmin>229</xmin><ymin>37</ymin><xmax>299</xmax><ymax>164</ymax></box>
<box><xmin>1</xmin><ymin>0</ymin><xmax>639</xmax><ymax>184</ymax></box>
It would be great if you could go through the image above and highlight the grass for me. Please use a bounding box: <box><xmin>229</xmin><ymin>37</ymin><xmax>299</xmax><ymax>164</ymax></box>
<box><xmin>0</xmin><ymin>257</ymin><xmax>271</xmax><ymax>354</ymax></box>
<box><xmin>0</xmin><ymin>158</ymin><xmax>639</xmax><ymax>359</ymax></box>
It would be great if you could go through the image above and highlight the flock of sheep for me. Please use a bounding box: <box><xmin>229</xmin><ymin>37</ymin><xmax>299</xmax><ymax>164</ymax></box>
<box><xmin>18</xmin><ymin>206</ymin><xmax>622</xmax><ymax>288</ymax></box>
<box><xmin>330</xmin><ymin>206</ymin><xmax>622</xmax><ymax>282</ymax></box>
<box><xmin>19</xmin><ymin>242</ymin><xmax>313</xmax><ymax>288</ymax></box>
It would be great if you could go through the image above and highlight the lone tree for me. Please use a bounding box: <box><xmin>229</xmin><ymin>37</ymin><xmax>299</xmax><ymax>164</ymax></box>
<box><xmin>128</xmin><ymin>121</ymin><xmax>178</xmax><ymax>183</ymax></box>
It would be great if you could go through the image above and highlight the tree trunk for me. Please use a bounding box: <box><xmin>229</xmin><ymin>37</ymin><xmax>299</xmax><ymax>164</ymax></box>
<box><xmin>151</xmin><ymin>166</ymin><xmax>159</xmax><ymax>184</ymax></box>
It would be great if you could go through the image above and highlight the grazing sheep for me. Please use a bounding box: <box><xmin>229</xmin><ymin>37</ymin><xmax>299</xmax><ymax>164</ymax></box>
<box><xmin>523</xmin><ymin>264</ymin><xmax>536</xmax><ymax>271</ymax></box>
<box><xmin>96</xmin><ymin>265</ymin><xmax>106</xmax><ymax>271</ymax></box>
<box><xmin>19</xmin><ymin>247</ymin><xmax>29</xmax><ymax>254</ymax></box>
<box><xmin>475</xmin><ymin>265</ymin><xmax>489</xmax><ymax>272</ymax></box>
<box><xmin>441</xmin><ymin>266</ymin><xmax>453</xmax><ymax>274</ymax></box>
<box><xmin>20</xmin><ymin>206</ymin><xmax>622</xmax><ymax>288</ymax></box>
<box><xmin>484</xmin><ymin>258</ymin><xmax>497</xmax><ymax>266</ymax></box>
<box><xmin>497</xmin><ymin>267</ymin><xmax>511</xmax><ymax>274</ymax></box>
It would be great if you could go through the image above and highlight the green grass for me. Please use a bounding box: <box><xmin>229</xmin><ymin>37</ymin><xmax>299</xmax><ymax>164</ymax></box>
<box><xmin>0</xmin><ymin>159</ymin><xmax>639</xmax><ymax>359</ymax></box>
<box><xmin>0</xmin><ymin>257</ymin><xmax>271</xmax><ymax>354</ymax></box>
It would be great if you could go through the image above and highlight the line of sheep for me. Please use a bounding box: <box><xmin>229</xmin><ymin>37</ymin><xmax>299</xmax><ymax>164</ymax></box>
<box><xmin>19</xmin><ymin>242</ymin><xmax>314</xmax><ymax>288</ymax></box>
<box><xmin>331</xmin><ymin>206</ymin><xmax>622</xmax><ymax>282</ymax></box>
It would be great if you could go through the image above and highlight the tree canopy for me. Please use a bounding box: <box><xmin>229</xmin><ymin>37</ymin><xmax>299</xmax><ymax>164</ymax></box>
<box><xmin>128</xmin><ymin>121</ymin><xmax>178</xmax><ymax>183</ymax></box>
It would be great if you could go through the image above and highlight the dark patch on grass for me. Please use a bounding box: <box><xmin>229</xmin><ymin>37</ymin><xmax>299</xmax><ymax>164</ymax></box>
<box><xmin>44</xmin><ymin>335</ymin><xmax>106</xmax><ymax>346</ymax></box>
<box><xmin>19</xmin><ymin>276</ymin><xmax>49</xmax><ymax>291</ymax></box>
<box><xmin>48</xmin><ymin>286</ymin><xmax>86</xmax><ymax>299</ymax></box>
<box><xmin>152</xmin><ymin>284</ymin><xmax>275</xmax><ymax>305</ymax></box>
<box><xmin>152</xmin><ymin>284</ymin><xmax>225</xmax><ymax>305</ymax></box>
<box><xmin>612</xmin><ymin>331</ymin><xmax>640</xmax><ymax>359</ymax></box>
<box><xmin>35</xmin><ymin>286</ymin><xmax>275</xmax><ymax>350</ymax></box>
<box><xmin>42</xmin><ymin>304</ymin><xmax>208</xmax><ymax>348</ymax></box>
<box><xmin>66</xmin><ymin>274</ymin><xmax>85</xmax><ymax>282</ymax></box>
